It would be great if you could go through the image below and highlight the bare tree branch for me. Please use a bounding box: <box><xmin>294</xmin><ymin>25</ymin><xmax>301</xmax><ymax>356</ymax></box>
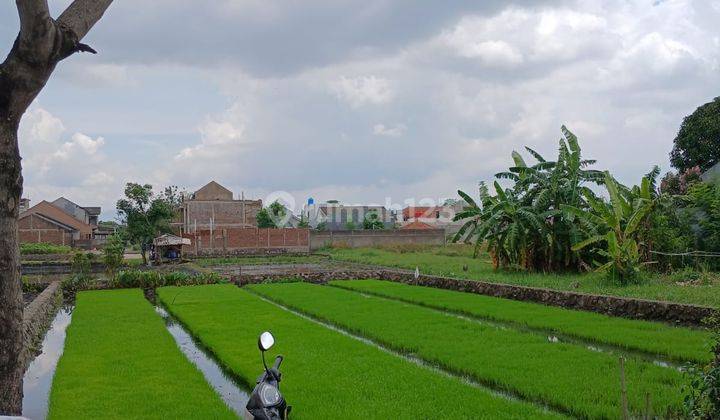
<box><xmin>15</xmin><ymin>0</ymin><xmax>50</xmax><ymax>40</ymax></box>
<box><xmin>58</xmin><ymin>0</ymin><xmax>114</xmax><ymax>41</ymax></box>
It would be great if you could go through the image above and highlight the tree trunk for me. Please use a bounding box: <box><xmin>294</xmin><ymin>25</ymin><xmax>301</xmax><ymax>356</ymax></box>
<box><xmin>0</xmin><ymin>1</ymin><xmax>114</xmax><ymax>413</ymax></box>
<box><xmin>0</xmin><ymin>120</ymin><xmax>24</xmax><ymax>415</ymax></box>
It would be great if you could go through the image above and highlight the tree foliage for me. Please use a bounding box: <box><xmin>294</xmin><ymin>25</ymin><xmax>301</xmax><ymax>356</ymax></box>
<box><xmin>103</xmin><ymin>233</ymin><xmax>126</xmax><ymax>277</ymax></box>
<box><xmin>116</xmin><ymin>183</ymin><xmax>176</xmax><ymax>264</ymax></box>
<box><xmin>670</xmin><ymin>97</ymin><xmax>720</xmax><ymax>173</ymax></box>
<box><xmin>686</xmin><ymin>182</ymin><xmax>720</xmax><ymax>255</ymax></box>
<box><xmin>257</xmin><ymin>201</ymin><xmax>288</xmax><ymax>228</ymax></box>
<box><xmin>660</xmin><ymin>166</ymin><xmax>702</xmax><ymax>196</ymax></box>
<box><xmin>298</xmin><ymin>214</ymin><xmax>309</xmax><ymax>228</ymax></box>
<box><xmin>363</xmin><ymin>210</ymin><xmax>385</xmax><ymax>230</ymax></box>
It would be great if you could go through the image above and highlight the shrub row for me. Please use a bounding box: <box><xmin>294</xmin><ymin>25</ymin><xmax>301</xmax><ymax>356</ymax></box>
<box><xmin>20</xmin><ymin>242</ymin><xmax>72</xmax><ymax>255</ymax></box>
<box><xmin>112</xmin><ymin>270</ymin><xmax>227</xmax><ymax>288</ymax></box>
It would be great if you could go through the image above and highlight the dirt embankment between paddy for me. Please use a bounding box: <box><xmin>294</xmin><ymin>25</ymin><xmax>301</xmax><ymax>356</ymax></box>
<box><xmin>22</xmin><ymin>281</ymin><xmax>63</xmax><ymax>372</ymax></box>
<box><xmin>233</xmin><ymin>268</ymin><xmax>716</xmax><ymax>326</ymax></box>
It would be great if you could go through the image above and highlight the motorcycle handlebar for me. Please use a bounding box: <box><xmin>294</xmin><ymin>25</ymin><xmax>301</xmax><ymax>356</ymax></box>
<box><xmin>272</xmin><ymin>355</ymin><xmax>283</xmax><ymax>370</ymax></box>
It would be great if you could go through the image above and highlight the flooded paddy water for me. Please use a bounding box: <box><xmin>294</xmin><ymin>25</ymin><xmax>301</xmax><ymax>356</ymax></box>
<box><xmin>22</xmin><ymin>307</ymin><xmax>73</xmax><ymax>419</ymax></box>
<box><xmin>154</xmin><ymin>305</ymin><xmax>251</xmax><ymax>416</ymax></box>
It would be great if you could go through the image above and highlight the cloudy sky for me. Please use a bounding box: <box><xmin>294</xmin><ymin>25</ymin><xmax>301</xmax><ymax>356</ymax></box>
<box><xmin>1</xmin><ymin>0</ymin><xmax>719</xmax><ymax>219</ymax></box>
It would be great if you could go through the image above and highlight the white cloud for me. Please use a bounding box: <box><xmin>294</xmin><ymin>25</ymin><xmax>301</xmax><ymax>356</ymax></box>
<box><xmin>176</xmin><ymin>104</ymin><xmax>248</xmax><ymax>160</ymax></box>
<box><xmin>54</xmin><ymin>133</ymin><xmax>105</xmax><ymax>159</ymax></box>
<box><xmin>62</xmin><ymin>63</ymin><xmax>136</xmax><ymax>88</ymax></box>
<box><xmin>331</xmin><ymin>75</ymin><xmax>394</xmax><ymax>107</ymax></box>
<box><xmin>436</xmin><ymin>7</ymin><xmax>614</xmax><ymax>69</ymax></box>
<box><xmin>373</xmin><ymin>123</ymin><xmax>407</xmax><ymax>137</ymax></box>
<box><xmin>18</xmin><ymin>108</ymin><xmax>128</xmax><ymax>218</ymax></box>
<box><xmin>442</xmin><ymin>22</ymin><xmax>524</xmax><ymax>66</ymax></box>
<box><xmin>9</xmin><ymin>0</ymin><xmax>720</xmax><ymax>218</ymax></box>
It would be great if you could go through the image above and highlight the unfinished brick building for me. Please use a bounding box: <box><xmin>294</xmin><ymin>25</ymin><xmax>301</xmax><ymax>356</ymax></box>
<box><xmin>172</xmin><ymin>181</ymin><xmax>263</xmax><ymax>236</ymax></box>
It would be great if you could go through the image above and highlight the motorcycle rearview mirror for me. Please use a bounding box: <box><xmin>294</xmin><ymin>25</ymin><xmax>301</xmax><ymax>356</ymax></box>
<box><xmin>258</xmin><ymin>331</ymin><xmax>275</xmax><ymax>373</ymax></box>
<box><xmin>258</xmin><ymin>331</ymin><xmax>275</xmax><ymax>352</ymax></box>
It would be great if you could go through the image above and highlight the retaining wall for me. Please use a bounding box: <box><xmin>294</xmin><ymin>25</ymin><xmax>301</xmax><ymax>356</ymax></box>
<box><xmin>21</xmin><ymin>261</ymin><xmax>105</xmax><ymax>275</ymax></box>
<box><xmin>22</xmin><ymin>281</ymin><xmax>62</xmax><ymax>372</ymax></box>
<box><xmin>232</xmin><ymin>268</ymin><xmax>716</xmax><ymax>326</ymax></box>
<box><xmin>309</xmin><ymin>229</ymin><xmax>445</xmax><ymax>251</ymax></box>
<box><xmin>21</xmin><ymin>253</ymin><xmax>72</xmax><ymax>262</ymax></box>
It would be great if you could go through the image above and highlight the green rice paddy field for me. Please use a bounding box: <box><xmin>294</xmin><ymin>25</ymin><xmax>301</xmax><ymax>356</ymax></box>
<box><xmin>48</xmin><ymin>289</ymin><xmax>234</xmax><ymax>419</ymax></box>
<box><xmin>47</xmin><ymin>281</ymin><xmax>714</xmax><ymax>419</ymax></box>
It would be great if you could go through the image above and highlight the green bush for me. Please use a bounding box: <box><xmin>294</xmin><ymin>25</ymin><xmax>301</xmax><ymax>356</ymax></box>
<box><xmin>61</xmin><ymin>274</ymin><xmax>94</xmax><ymax>292</ymax></box>
<box><xmin>112</xmin><ymin>270</ymin><xmax>226</xmax><ymax>289</ymax></box>
<box><xmin>684</xmin><ymin>313</ymin><xmax>720</xmax><ymax>418</ymax></box>
<box><xmin>71</xmin><ymin>251</ymin><xmax>91</xmax><ymax>277</ymax></box>
<box><xmin>20</xmin><ymin>242</ymin><xmax>72</xmax><ymax>255</ymax></box>
<box><xmin>103</xmin><ymin>233</ymin><xmax>126</xmax><ymax>276</ymax></box>
<box><xmin>63</xmin><ymin>251</ymin><xmax>95</xmax><ymax>292</ymax></box>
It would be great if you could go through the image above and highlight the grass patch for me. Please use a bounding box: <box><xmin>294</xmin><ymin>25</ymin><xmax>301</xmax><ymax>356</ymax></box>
<box><xmin>123</xmin><ymin>258</ymin><xmax>144</xmax><ymax>267</ymax></box>
<box><xmin>49</xmin><ymin>289</ymin><xmax>234</xmax><ymax>419</ymax></box>
<box><xmin>249</xmin><ymin>282</ymin><xmax>685</xmax><ymax>419</ymax></box>
<box><xmin>158</xmin><ymin>284</ymin><xmax>562</xmax><ymax>419</ymax></box>
<box><xmin>330</xmin><ymin>279</ymin><xmax>712</xmax><ymax>364</ymax></box>
<box><xmin>20</xmin><ymin>242</ymin><xmax>72</xmax><ymax>255</ymax></box>
<box><xmin>327</xmin><ymin>246</ymin><xmax>720</xmax><ymax>306</ymax></box>
<box><xmin>193</xmin><ymin>254</ymin><xmax>325</xmax><ymax>267</ymax></box>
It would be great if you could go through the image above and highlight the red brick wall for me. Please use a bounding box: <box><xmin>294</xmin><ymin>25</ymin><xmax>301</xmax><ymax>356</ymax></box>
<box><xmin>179</xmin><ymin>200</ymin><xmax>262</xmax><ymax>232</ymax></box>
<box><xmin>19</xmin><ymin>214</ymin><xmax>74</xmax><ymax>246</ymax></box>
<box><xmin>185</xmin><ymin>228</ymin><xmax>309</xmax><ymax>255</ymax></box>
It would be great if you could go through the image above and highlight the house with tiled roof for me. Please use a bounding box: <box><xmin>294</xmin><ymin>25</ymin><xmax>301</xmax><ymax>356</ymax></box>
<box><xmin>19</xmin><ymin>200</ymin><xmax>98</xmax><ymax>248</ymax></box>
<box><xmin>399</xmin><ymin>220</ymin><xmax>435</xmax><ymax>230</ymax></box>
<box><xmin>401</xmin><ymin>203</ymin><xmax>467</xmax><ymax>235</ymax></box>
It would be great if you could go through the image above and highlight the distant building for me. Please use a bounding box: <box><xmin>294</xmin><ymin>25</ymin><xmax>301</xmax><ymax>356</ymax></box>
<box><xmin>19</xmin><ymin>198</ymin><xmax>31</xmax><ymax>213</ymax></box>
<box><xmin>701</xmin><ymin>162</ymin><xmax>720</xmax><ymax>183</ymax></box>
<box><xmin>19</xmin><ymin>201</ymin><xmax>95</xmax><ymax>246</ymax></box>
<box><xmin>18</xmin><ymin>196</ymin><xmax>108</xmax><ymax>248</ymax></box>
<box><xmin>399</xmin><ymin>220</ymin><xmax>435</xmax><ymax>230</ymax></box>
<box><xmin>401</xmin><ymin>202</ymin><xmax>466</xmax><ymax>235</ymax></box>
<box><xmin>173</xmin><ymin>181</ymin><xmax>263</xmax><ymax>235</ymax></box>
<box><xmin>51</xmin><ymin>197</ymin><xmax>100</xmax><ymax>227</ymax></box>
<box><xmin>304</xmin><ymin>201</ymin><xmax>395</xmax><ymax>230</ymax></box>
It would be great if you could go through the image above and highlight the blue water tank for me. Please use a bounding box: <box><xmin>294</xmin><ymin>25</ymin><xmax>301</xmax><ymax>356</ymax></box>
<box><xmin>308</xmin><ymin>197</ymin><xmax>315</xmax><ymax>205</ymax></box>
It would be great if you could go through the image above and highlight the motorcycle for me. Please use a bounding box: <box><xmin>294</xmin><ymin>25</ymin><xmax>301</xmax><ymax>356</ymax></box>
<box><xmin>244</xmin><ymin>331</ymin><xmax>291</xmax><ymax>420</ymax></box>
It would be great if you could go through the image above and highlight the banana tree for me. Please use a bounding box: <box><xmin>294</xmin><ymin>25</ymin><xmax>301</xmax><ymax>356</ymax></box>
<box><xmin>562</xmin><ymin>172</ymin><xmax>654</xmax><ymax>284</ymax></box>
<box><xmin>496</xmin><ymin>126</ymin><xmax>604</xmax><ymax>271</ymax></box>
<box><xmin>454</xmin><ymin>181</ymin><xmax>546</xmax><ymax>270</ymax></box>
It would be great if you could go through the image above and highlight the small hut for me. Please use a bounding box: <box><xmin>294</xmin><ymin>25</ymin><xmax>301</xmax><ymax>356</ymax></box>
<box><xmin>153</xmin><ymin>234</ymin><xmax>191</xmax><ymax>263</ymax></box>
